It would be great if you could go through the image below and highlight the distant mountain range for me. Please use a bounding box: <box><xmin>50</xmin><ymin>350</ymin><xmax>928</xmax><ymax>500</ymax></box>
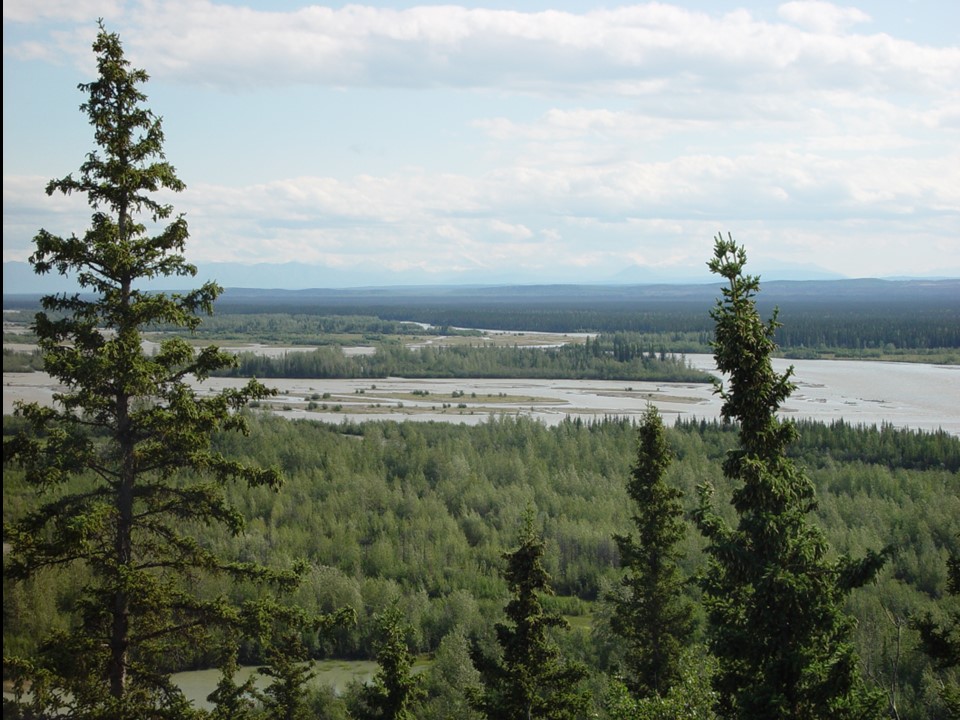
<box><xmin>5</xmin><ymin>260</ymin><xmax>957</xmax><ymax>297</ymax></box>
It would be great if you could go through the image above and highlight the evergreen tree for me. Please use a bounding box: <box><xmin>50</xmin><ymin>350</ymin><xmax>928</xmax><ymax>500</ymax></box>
<box><xmin>2</xmin><ymin>22</ymin><xmax>304</xmax><ymax>719</ymax></box>
<box><xmin>470</xmin><ymin>510</ymin><xmax>590</xmax><ymax>720</ymax></box>
<box><xmin>256</xmin><ymin>630</ymin><xmax>317</xmax><ymax>720</ymax></box>
<box><xmin>206</xmin><ymin>651</ymin><xmax>259</xmax><ymax>720</ymax></box>
<box><xmin>692</xmin><ymin>234</ymin><xmax>887</xmax><ymax>720</ymax></box>
<box><xmin>609</xmin><ymin>405</ymin><xmax>695</xmax><ymax>698</ymax></box>
<box><xmin>913</xmin><ymin>538</ymin><xmax>959</xmax><ymax>716</ymax></box>
<box><xmin>352</xmin><ymin>604</ymin><xmax>425</xmax><ymax>720</ymax></box>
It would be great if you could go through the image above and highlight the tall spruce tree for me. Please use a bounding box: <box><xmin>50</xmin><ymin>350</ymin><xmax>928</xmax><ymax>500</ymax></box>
<box><xmin>470</xmin><ymin>511</ymin><xmax>590</xmax><ymax>720</ymax></box>
<box><xmin>692</xmin><ymin>234</ymin><xmax>887</xmax><ymax>720</ymax></box>
<box><xmin>913</xmin><ymin>538</ymin><xmax>959</xmax><ymax>716</ymax></box>
<box><xmin>609</xmin><ymin>405</ymin><xmax>694</xmax><ymax>698</ymax></box>
<box><xmin>2</xmin><ymin>23</ymin><xmax>304</xmax><ymax>719</ymax></box>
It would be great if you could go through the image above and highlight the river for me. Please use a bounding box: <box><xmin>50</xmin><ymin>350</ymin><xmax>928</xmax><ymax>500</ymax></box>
<box><xmin>4</xmin><ymin>355</ymin><xmax>958</xmax><ymax>436</ymax></box>
<box><xmin>172</xmin><ymin>660</ymin><xmax>381</xmax><ymax>709</ymax></box>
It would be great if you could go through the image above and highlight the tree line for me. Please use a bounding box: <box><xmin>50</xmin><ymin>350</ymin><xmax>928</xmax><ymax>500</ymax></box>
<box><xmin>195</xmin><ymin>301</ymin><xmax>960</xmax><ymax>354</ymax></box>
<box><xmin>218</xmin><ymin>334</ymin><xmax>710</xmax><ymax>382</ymax></box>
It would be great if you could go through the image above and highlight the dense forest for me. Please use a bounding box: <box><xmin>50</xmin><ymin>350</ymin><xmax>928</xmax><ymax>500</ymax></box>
<box><xmin>218</xmin><ymin>334</ymin><xmax>709</xmax><ymax>382</ymax></box>
<box><xmin>6</xmin><ymin>279</ymin><xmax>960</xmax><ymax>364</ymax></box>
<box><xmin>5</xmin><ymin>413</ymin><xmax>959</xmax><ymax>718</ymax></box>
<box><xmin>202</xmin><ymin>281</ymin><xmax>960</xmax><ymax>357</ymax></box>
<box><xmin>5</xmin><ymin>308</ymin><xmax>957</xmax><ymax>379</ymax></box>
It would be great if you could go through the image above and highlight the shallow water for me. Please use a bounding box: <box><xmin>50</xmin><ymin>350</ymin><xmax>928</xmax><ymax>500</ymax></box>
<box><xmin>4</xmin><ymin>356</ymin><xmax>958</xmax><ymax>435</ymax></box>
<box><xmin>171</xmin><ymin>660</ymin><xmax>379</xmax><ymax>709</ymax></box>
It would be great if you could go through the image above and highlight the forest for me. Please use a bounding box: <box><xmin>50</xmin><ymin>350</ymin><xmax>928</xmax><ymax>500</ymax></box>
<box><xmin>5</xmin><ymin>413</ymin><xmax>959</xmax><ymax>718</ymax></box>
<box><xmin>218</xmin><ymin>334</ymin><xmax>709</xmax><ymax>382</ymax></box>
<box><xmin>5</xmin><ymin>310</ymin><xmax>957</xmax><ymax>378</ymax></box>
<box><xmin>200</xmin><ymin>281</ymin><xmax>960</xmax><ymax>360</ymax></box>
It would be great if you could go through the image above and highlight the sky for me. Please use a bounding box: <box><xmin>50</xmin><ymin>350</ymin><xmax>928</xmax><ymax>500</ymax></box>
<box><xmin>3</xmin><ymin>0</ymin><xmax>959</xmax><ymax>288</ymax></box>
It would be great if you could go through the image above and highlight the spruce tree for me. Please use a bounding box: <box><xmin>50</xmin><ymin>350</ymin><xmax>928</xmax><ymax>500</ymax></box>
<box><xmin>913</xmin><ymin>538</ymin><xmax>959</xmax><ymax>715</ymax></box>
<box><xmin>256</xmin><ymin>630</ymin><xmax>317</xmax><ymax>720</ymax></box>
<box><xmin>470</xmin><ymin>511</ymin><xmax>590</xmax><ymax>720</ymax></box>
<box><xmin>609</xmin><ymin>405</ymin><xmax>695</xmax><ymax>698</ymax></box>
<box><xmin>2</xmin><ymin>22</ymin><xmax>306</xmax><ymax>719</ymax></box>
<box><xmin>692</xmin><ymin>234</ymin><xmax>887</xmax><ymax>720</ymax></box>
<box><xmin>352</xmin><ymin>604</ymin><xmax>426</xmax><ymax>720</ymax></box>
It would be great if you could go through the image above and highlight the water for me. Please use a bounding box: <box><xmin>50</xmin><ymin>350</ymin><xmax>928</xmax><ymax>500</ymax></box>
<box><xmin>171</xmin><ymin>660</ymin><xmax>379</xmax><ymax>709</ymax></box>
<box><xmin>5</xmin><ymin>357</ymin><xmax>958</xmax><ymax>436</ymax></box>
<box><xmin>198</xmin><ymin>356</ymin><xmax>959</xmax><ymax>436</ymax></box>
<box><xmin>684</xmin><ymin>355</ymin><xmax>960</xmax><ymax>436</ymax></box>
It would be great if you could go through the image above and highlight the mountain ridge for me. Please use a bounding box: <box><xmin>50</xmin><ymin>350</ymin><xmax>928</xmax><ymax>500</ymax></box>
<box><xmin>5</xmin><ymin>259</ymin><xmax>959</xmax><ymax>297</ymax></box>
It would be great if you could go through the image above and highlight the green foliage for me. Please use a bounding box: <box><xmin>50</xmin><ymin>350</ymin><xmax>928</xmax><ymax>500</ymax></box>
<box><xmin>419</xmin><ymin>628</ymin><xmax>483</xmax><ymax>720</ymax></box>
<box><xmin>788</xmin><ymin>419</ymin><xmax>960</xmax><ymax>473</ymax></box>
<box><xmin>148</xmin><ymin>313</ymin><xmax>480</xmax><ymax>344</ymax></box>
<box><xmin>220</xmin><ymin>335</ymin><xmax>709</xmax><ymax>382</ymax></box>
<box><xmin>913</xmin><ymin>539</ymin><xmax>960</xmax><ymax>716</ymax></box>
<box><xmin>1</xmin><ymin>23</ymin><xmax>314</xmax><ymax>718</ymax></box>
<box><xmin>609</xmin><ymin>406</ymin><xmax>695</xmax><ymax>698</ymax></box>
<box><xmin>206</xmin><ymin>651</ymin><xmax>259</xmax><ymax>720</ymax></box>
<box><xmin>4</xmin><ymin>411</ymin><xmax>957</xmax><ymax>717</ymax></box>
<box><xmin>470</xmin><ymin>511</ymin><xmax>591</xmax><ymax>719</ymax></box>
<box><xmin>693</xmin><ymin>234</ymin><xmax>888</xmax><ymax>720</ymax></box>
<box><xmin>2</xmin><ymin>347</ymin><xmax>45</xmax><ymax>372</ymax></box>
<box><xmin>255</xmin><ymin>631</ymin><xmax>317</xmax><ymax>720</ymax></box>
<box><xmin>350</xmin><ymin>604</ymin><xmax>425</xmax><ymax>720</ymax></box>
<box><xmin>602</xmin><ymin>648</ymin><xmax>719</xmax><ymax>720</ymax></box>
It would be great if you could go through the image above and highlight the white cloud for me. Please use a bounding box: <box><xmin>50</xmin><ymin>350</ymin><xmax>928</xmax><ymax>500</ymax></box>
<box><xmin>778</xmin><ymin>1</ymin><xmax>870</xmax><ymax>35</ymax></box>
<box><xmin>4</xmin><ymin>2</ymin><xmax>959</xmax><ymax>280</ymax></box>
<box><xmin>3</xmin><ymin>0</ymin><xmax>124</xmax><ymax>24</ymax></box>
<box><xmin>7</xmin><ymin>2</ymin><xmax>955</xmax><ymax>96</ymax></box>
<box><xmin>10</xmin><ymin>134</ymin><xmax>953</xmax><ymax>265</ymax></box>
<box><xmin>489</xmin><ymin>219</ymin><xmax>534</xmax><ymax>239</ymax></box>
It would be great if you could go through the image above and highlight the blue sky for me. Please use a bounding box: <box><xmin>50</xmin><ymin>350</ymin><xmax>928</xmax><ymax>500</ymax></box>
<box><xmin>4</xmin><ymin>0</ymin><xmax>959</xmax><ymax>287</ymax></box>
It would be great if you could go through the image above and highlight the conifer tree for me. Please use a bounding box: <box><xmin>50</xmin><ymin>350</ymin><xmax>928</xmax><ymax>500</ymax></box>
<box><xmin>256</xmin><ymin>630</ymin><xmax>317</xmax><ymax>720</ymax></box>
<box><xmin>609</xmin><ymin>405</ymin><xmax>694</xmax><ymax>698</ymax></box>
<box><xmin>206</xmin><ymin>651</ymin><xmax>259</xmax><ymax>720</ymax></box>
<box><xmin>692</xmin><ymin>234</ymin><xmax>887</xmax><ymax>720</ymax></box>
<box><xmin>470</xmin><ymin>510</ymin><xmax>590</xmax><ymax>720</ymax></box>
<box><xmin>2</xmin><ymin>22</ymin><xmax>308</xmax><ymax>719</ymax></box>
<box><xmin>913</xmin><ymin>538</ymin><xmax>959</xmax><ymax>715</ymax></box>
<box><xmin>351</xmin><ymin>604</ymin><xmax>426</xmax><ymax>720</ymax></box>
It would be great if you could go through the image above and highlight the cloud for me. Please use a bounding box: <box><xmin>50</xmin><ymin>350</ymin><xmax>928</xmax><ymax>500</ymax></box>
<box><xmin>489</xmin><ymin>219</ymin><xmax>534</xmax><ymax>240</ymax></box>
<box><xmin>6</xmin><ymin>2</ymin><xmax>956</xmax><ymax>96</ymax></box>
<box><xmin>7</xmin><ymin>125</ymin><xmax>956</xmax><ymax>270</ymax></box>
<box><xmin>4</xmin><ymin>2</ymin><xmax>958</xmax><ymax>280</ymax></box>
<box><xmin>778</xmin><ymin>1</ymin><xmax>870</xmax><ymax>34</ymax></box>
<box><xmin>3</xmin><ymin>0</ymin><xmax>125</xmax><ymax>24</ymax></box>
